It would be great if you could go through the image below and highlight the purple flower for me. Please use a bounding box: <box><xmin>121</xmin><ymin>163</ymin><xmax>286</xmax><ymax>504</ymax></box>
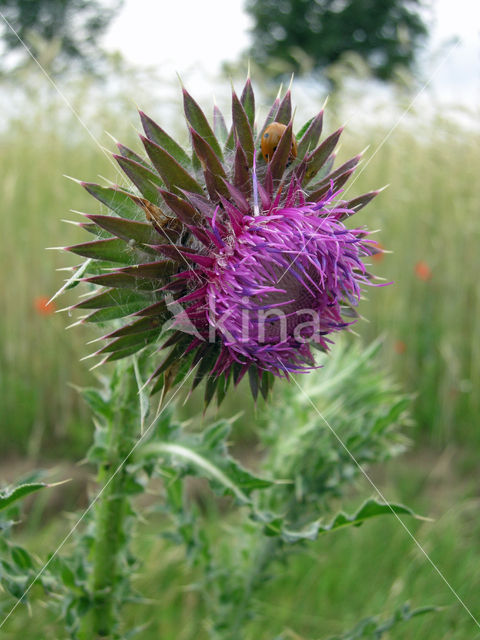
<box><xmin>65</xmin><ymin>79</ymin><xmax>382</xmax><ymax>403</ymax></box>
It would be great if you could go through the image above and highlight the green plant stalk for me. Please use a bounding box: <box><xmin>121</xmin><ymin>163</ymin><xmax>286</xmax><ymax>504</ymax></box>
<box><xmin>78</xmin><ymin>363</ymin><xmax>141</xmax><ymax>639</ymax></box>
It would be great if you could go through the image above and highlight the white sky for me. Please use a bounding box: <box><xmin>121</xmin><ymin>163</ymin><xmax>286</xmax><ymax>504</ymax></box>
<box><xmin>103</xmin><ymin>0</ymin><xmax>251</xmax><ymax>76</ymax></box>
<box><xmin>103</xmin><ymin>0</ymin><xmax>480</xmax><ymax>108</ymax></box>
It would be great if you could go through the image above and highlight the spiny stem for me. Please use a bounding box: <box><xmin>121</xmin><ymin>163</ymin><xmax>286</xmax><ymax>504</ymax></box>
<box><xmin>78</xmin><ymin>361</ymin><xmax>141</xmax><ymax>639</ymax></box>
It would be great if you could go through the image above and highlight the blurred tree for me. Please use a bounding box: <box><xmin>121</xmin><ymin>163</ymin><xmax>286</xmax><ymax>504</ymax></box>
<box><xmin>0</xmin><ymin>0</ymin><xmax>123</xmax><ymax>74</ymax></box>
<box><xmin>245</xmin><ymin>0</ymin><xmax>428</xmax><ymax>82</ymax></box>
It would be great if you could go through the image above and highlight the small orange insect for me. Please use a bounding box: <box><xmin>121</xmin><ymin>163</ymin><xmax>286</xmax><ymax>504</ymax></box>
<box><xmin>261</xmin><ymin>122</ymin><xmax>298</xmax><ymax>163</ymax></box>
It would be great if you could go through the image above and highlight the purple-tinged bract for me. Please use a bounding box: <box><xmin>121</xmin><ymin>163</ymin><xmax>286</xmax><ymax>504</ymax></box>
<box><xmin>63</xmin><ymin>78</ymin><xmax>382</xmax><ymax>404</ymax></box>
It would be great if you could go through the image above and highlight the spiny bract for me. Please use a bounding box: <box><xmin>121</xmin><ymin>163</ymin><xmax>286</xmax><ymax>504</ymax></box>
<box><xmin>63</xmin><ymin>78</ymin><xmax>382</xmax><ymax>405</ymax></box>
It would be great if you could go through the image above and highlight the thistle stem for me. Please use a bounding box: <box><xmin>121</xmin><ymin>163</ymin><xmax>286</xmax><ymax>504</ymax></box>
<box><xmin>78</xmin><ymin>362</ymin><xmax>140</xmax><ymax>639</ymax></box>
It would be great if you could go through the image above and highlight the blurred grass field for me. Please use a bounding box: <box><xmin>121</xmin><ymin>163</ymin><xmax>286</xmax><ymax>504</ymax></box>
<box><xmin>1</xmin><ymin>93</ymin><xmax>479</xmax><ymax>455</ymax></box>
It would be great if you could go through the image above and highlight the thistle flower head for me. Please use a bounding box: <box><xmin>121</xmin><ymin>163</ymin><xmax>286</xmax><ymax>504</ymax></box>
<box><xmin>63</xmin><ymin>78</ymin><xmax>382</xmax><ymax>404</ymax></box>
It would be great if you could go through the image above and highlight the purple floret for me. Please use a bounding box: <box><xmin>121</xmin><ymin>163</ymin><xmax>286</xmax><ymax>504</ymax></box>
<box><xmin>173</xmin><ymin>180</ymin><xmax>375</xmax><ymax>379</ymax></box>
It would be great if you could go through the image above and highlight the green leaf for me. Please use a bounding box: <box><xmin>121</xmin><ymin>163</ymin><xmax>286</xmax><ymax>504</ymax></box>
<box><xmin>97</xmin><ymin>329</ymin><xmax>160</xmax><ymax>355</ymax></box>
<box><xmin>49</xmin><ymin>257</ymin><xmax>92</xmax><ymax>302</ymax></box>
<box><xmin>248</xmin><ymin>367</ymin><xmax>259</xmax><ymax>401</ymax></box>
<box><xmin>84</xmin><ymin>271</ymin><xmax>152</xmax><ymax>290</ymax></box>
<box><xmin>190</xmin><ymin>128</ymin><xmax>229</xmax><ymax>198</ymax></box>
<box><xmin>117</xmin><ymin>260</ymin><xmax>178</xmax><ymax>280</ymax></box>
<box><xmin>82</xmin><ymin>303</ymin><xmax>148</xmax><ymax>323</ymax></box>
<box><xmin>73</xmin><ymin>288</ymin><xmax>152</xmax><ymax>311</ymax></box>
<box><xmin>308</xmin><ymin>168</ymin><xmax>355</xmax><ymax>202</ymax></box>
<box><xmin>11</xmin><ymin>546</ymin><xmax>34</xmax><ymax>571</ymax></box>
<box><xmin>2</xmin><ymin>570</ymin><xmax>28</xmax><ymax>600</ymax></box>
<box><xmin>134</xmin><ymin>356</ymin><xmax>150</xmax><ymax>435</ymax></box>
<box><xmin>232</xmin><ymin>90</ymin><xmax>254</xmax><ymax>168</ymax></box>
<box><xmin>85</xmin><ymin>214</ymin><xmax>160</xmax><ymax>245</ymax></box>
<box><xmin>256</xmin><ymin>498</ymin><xmax>423</xmax><ymax>543</ymax></box>
<box><xmin>240</xmin><ymin>76</ymin><xmax>255</xmax><ymax>129</ymax></box>
<box><xmin>141</xmin><ymin>136</ymin><xmax>203</xmax><ymax>196</ymax></box>
<box><xmin>140</xmin><ymin>111</ymin><xmax>191</xmax><ymax>169</ymax></box>
<box><xmin>65</xmin><ymin>238</ymin><xmax>142</xmax><ymax>264</ymax></box>
<box><xmin>275</xmin><ymin>89</ymin><xmax>292</xmax><ymax>125</ymax></box>
<box><xmin>309</xmin><ymin>154</ymin><xmax>361</xmax><ymax>193</ymax></box>
<box><xmin>268</xmin><ymin>120</ymin><xmax>294</xmax><ymax>182</ymax></box>
<box><xmin>0</xmin><ymin>483</ymin><xmax>48</xmax><ymax>512</ymax></box>
<box><xmin>213</xmin><ymin>104</ymin><xmax>229</xmax><ymax>146</ymax></box>
<box><xmin>136</xmin><ymin>420</ymin><xmax>272</xmax><ymax>504</ymax></box>
<box><xmin>339</xmin><ymin>190</ymin><xmax>381</xmax><ymax>219</ymax></box>
<box><xmin>296</xmin><ymin>115</ymin><xmax>314</xmax><ymax>140</ymax></box>
<box><xmin>183</xmin><ymin>88</ymin><xmax>223</xmax><ymax>160</ymax></box>
<box><xmin>160</xmin><ymin>189</ymin><xmax>201</xmax><ymax>226</ymax></box>
<box><xmin>257</xmin><ymin>94</ymin><xmax>280</xmax><ymax>145</ymax></box>
<box><xmin>82</xmin><ymin>183</ymin><xmax>145</xmax><ymax>220</ymax></box>
<box><xmin>296</xmin><ymin>110</ymin><xmax>324</xmax><ymax>160</ymax></box>
<box><xmin>116</xmin><ymin>142</ymin><xmax>152</xmax><ymax>170</ymax></box>
<box><xmin>324</xmin><ymin>602</ymin><xmax>440</xmax><ymax>639</ymax></box>
<box><xmin>99</xmin><ymin>315</ymin><xmax>167</xmax><ymax>341</ymax></box>
<box><xmin>304</xmin><ymin>127</ymin><xmax>343</xmax><ymax>184</ymax></box>
<box><xmin>114</xmin><ymin>155</ymin><xmax>163</xmax><ymax>204</ymax></box>
<box><xmin>81</xmin><ymin>388</ymin><xmax>113</xmax><ymax>421</ymax></box>
<box><xmin>103</xmin><ymin>344</ymin><xmax>148</xmax><ymax>362</ymax></box>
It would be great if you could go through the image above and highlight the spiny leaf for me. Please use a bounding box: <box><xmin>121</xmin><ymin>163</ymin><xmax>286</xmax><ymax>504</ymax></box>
<box><xmin>0</xmin><ymin>483</ymin><xmax>49</xmax><ymax>512</ymax></box>
<box><xmin>232</xmin><ymin>89</ymin><xmax>254</xmax><ymax>167</ymax></box>
<box><xmin>240</xmin><ymin>76</ymin><xmax>255</xmax><ymax>128</ymax></box>
<box><xmin>100</xmin><ymin>315</ymin><xmax>166</xmax><ymax>341</ymax></box>
<box><xmin>103</xmin><ymin>344</ymin><xmax>147</xmax><ymax>362</ymax></box>
<box><xmin>189</xmin><ymin>128</ymin><xmax>229</xmax><ymax>198</ymax></box>
<box><xmin>183</xmin><ymin>87</ymin><xmax>223</xmax><ymax>159</ymax></box>
<box><xmin>65</xmin><ymin>238</ymin><xmax>142</xmax><ymax>264</ymax></box>
<box><xmin>259</xmin><ymin>370</ymin><xmax>272</xmax><ymax>401</ymax></box>
<box><xmin>83</xmin><ymin>272</ymin><xmax>154</xmax><ymax>290</ymax></box>
<box><xmin>233</xmin><ymin>143</ymin><xmax>251</xmax><ymax>199</ymax></box>
<box><xmin>116</xmin><ymin>260</ymin><xmax>178</xmax><ymax>280</ymax></box>
<box><xmin>150</xmin><ymin>335</ymin><xmax>193</xmax><ymax>380</ymax></box>
<box><xmin>73</xmin><ymin>288</ymin><xmax>151</xmax><ymax>311</ymax></box>
<box><xmin>97</xmin><ymin>330</ymin><xmax>160</xmax><ymax>355</ymax></box>
<box><xmin>316</xmin><ymin>153</ymin><xmax>336</xmax><ymax>182</ymax></box>
<box><xmin>308</xmin><ymin>169</ymin><xmax>355</xmax><ymax>202</ymax></box>
<box><xmin>81</xmin><ymin>183</ymin><xmax>145</xmax><ymax>220</ymax></box>
<box><xmin>340</xmin><ymin>190</ymin><xmax>381</xmax><ymax>215</ymax></box>
<box><xmin>114</xmin><ymin>155</ymin><xmax>163</xmax><ymax>204</ymax></box>
<box><xmin>296</xmin><ymin>110</ymin><xmax>324</xmax><ymax>160</ymax></box>
<box><xmin>139</xmin><ymin>111</ymin><xmax>191</xmax><ymax>169</ymax></box>
<box><xmin>133</xmin><ymin>300</ymin><xmax>169</xmax><ymax>318</ymax></box>
<box><xmin>137</xmin><ymin>421</ymin><xmax>272</xmax><ymax>503</ymax></box>
<box><xmin>257</xmin><ymin>498</ymin><xmax>423</xmax><ymax>543</ymax></box>
<box><xmin>257</xmin><ymin>94</ymin><xmax>280</xmax><ymax>144</ymax></box>
<box><xmin>304</xmin><ymin>127</ymin><xmax>343</xmax><ymax>184</ymax></box>
<box><xmin>275</xmin><ymin>89</ymin><xmax>292</xmax><ymax>125</ymax></box>
<box><xmin>204</xmin><ymin>374</ymin><xmax>219</xmax><ymax>409</ymax></box>
<box><xmin>85</xmin><ymin>214</ymin><xmax>160</xmax><ymax>245</ymax></box>
<box><xmin>182</xmin><ymin>190</ymin><xmax>216</xmax><ymax>218</ymax></box>
<box><xmin>248</xmin><ymin>367</ymin><xmax>259</xmax><ymax>401</ymax></box>
<box><xmin>191</xmin><ymin>345</ymin><xmax>219</xmax><ymax>392</ymax></box>
<box><xmin>159</xmin><ymin>189</ymin><xmax>201</xmax><ymax>226</ymax></box>
<box><xmin>213</xmin><ymin>104</ymin><xmax>228</xmax><ymax>146</ymax></box>
<box><xmin>141</xmin><ymin>136</ymin><xmax>203</xmax><ymax>196</ymax></box>
<box><xmin>77</xmin><ymin>221</ymin><xmax>111</xmax><ymax>238</ymax></box>
<box><xmin>268</xmin><ymin>120</ymin><xmax>294</xmax><ymax>182</ymax></box>
<box><xmin>116</xmin><ymin>142</ymin><xmax>152</xmax><ymax>171</ymax></box>
<box><xmin>296</xmin><ymin>115</ymin><xmax>314</xmax><ymax>140</ymax></box>
<box><xmin>311</xmin><ymin>154</ymin><xmax>361</xmax><ymax>191</ymax></box>
<box><xmin>215</xmin><ymin>372</ymin><xmax>230</xmax><ymax>407</ymax></box>
<box><xmin>82</xmin><ymin>303</ymin><xmax>146</xmax><ymax>323</ymax></box>
<box><xmin>325</xmin><ymin>602</ymin><xmax>440</xmax><ymax>640</ymax></box>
